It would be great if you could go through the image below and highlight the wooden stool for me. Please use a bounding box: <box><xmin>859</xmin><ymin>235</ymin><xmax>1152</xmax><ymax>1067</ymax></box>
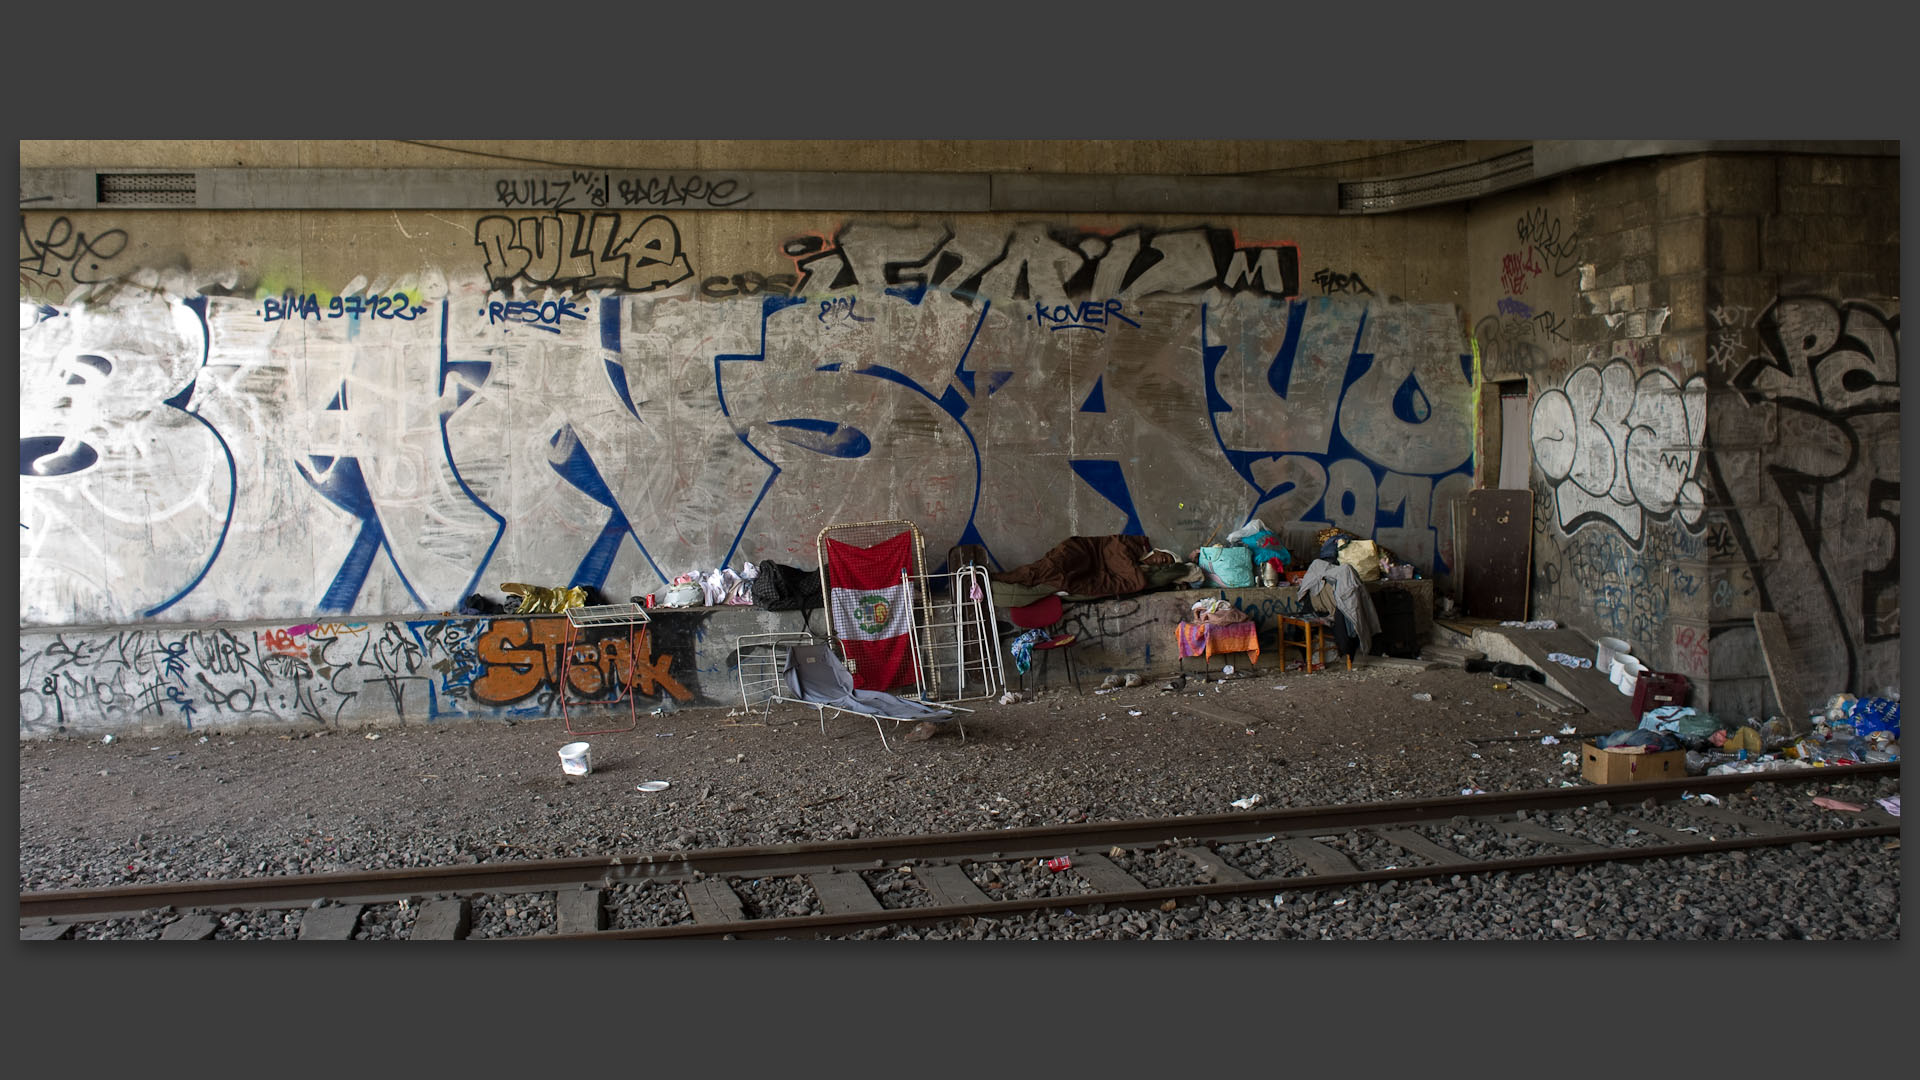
<box><xmin>1278</xmin><ymin>615</ymin><xmax>1349</xmax><ymax>673</ymax></box>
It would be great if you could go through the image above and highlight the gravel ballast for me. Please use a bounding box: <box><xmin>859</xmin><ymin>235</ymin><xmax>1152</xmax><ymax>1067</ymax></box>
<box><xmin>17</xmin><ymin>662</ymin><xmax>1901</xmax><ymax>939</ymax></box>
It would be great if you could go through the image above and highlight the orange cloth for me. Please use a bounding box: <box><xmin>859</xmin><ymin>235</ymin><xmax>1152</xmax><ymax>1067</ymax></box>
<box><xmin>1177</xmin><ymin>620</ymin><xmax>1259</xmax><ymax>665</ymax></box>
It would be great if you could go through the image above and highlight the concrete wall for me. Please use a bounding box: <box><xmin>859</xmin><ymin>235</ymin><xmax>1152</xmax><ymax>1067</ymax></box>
<box><xmin>21</xmin><ymin>205</ymin><xmax>1475</xmax><ymax>633</ymax></box>
<box><xmin>1466</xmin><ymin>153</ymin><xmax>1899</xmax><ymax>716</ymax></box>
<box><xmin>1693</xmin><ymin>154</ymin><xmax>1901</xmax><ymax>718</ymax></box>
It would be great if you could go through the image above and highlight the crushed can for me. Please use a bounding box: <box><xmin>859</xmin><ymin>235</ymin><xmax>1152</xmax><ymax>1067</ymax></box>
<box><xmin>1044</xmin><ymin>856</ymin><xmax>1073</xmax><ymax>873</ymax></box>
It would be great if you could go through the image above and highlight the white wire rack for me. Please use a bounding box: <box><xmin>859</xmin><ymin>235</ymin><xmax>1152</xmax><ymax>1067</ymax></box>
<box><xmin>903</xmin><ymin>565</ymin><xmax>1003</xmax><ymax>703</ymax></box>
<box><xmin>559</xmin><ymin>603</ymin><xmax>652</xmax><ymax>735</ymax></box>
<box><xmin>735</xmin><ymin>630</ymin><xmax>816</xmax><ymax>717</ymax></box>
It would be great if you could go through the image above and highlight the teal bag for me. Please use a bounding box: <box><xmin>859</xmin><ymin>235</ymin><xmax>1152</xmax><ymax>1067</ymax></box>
<box><xmin>1197</xmin><ymin>545</ymin><xmax>1254</xmax><ymax>588</ymax></box>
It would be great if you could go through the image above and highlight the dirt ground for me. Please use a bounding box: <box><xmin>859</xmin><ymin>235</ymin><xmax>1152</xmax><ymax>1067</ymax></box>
<box><xmin>19</xmin><ymin>656</ymin><xmax>1609</xmax><ymax>890</ymax></box>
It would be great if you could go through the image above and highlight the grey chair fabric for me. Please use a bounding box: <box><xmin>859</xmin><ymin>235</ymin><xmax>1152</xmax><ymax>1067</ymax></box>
<box><xmin>782</xmin><ymin>644</ymin><xmax>954</xmax><ymax>721</ymax></box>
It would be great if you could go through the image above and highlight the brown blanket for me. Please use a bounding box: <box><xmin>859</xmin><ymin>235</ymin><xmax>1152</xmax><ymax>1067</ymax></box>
<box><xmin>991</xmin><ymin>534</ymin><xmax>1153</xmax><ymax>598</ymax></box>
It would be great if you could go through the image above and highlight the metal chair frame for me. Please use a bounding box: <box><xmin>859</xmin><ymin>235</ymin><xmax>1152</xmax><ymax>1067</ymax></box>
<box><xmin>902</xmin><ymin>564</ymin><xmax>1003</xmax><ymax>704</ymax></box>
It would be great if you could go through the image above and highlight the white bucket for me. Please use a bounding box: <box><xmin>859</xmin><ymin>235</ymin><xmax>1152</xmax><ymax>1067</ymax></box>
<box><xmin>1610</xmin><ymin>657</ymin><xmax>1644</xmax><ymax>694</ymax></box>
<box><xmin>558</xmin><ymin>741</ymin><xmax>592</xmax><ymax>776</ymax></box>
<box><xmin>1595</xmin><ymin>637</ymin><xmax>1632</xmax><ymax>671</ymax></box>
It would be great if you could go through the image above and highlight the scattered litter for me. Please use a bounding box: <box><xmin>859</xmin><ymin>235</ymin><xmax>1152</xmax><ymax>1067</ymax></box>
<box><xmin>1109</xmin><ymin>846</ymin><xmax>1126</xmax><ymax>858</ymax></box>
<box><xmin>654</xmin><ymin>732</ymin><xmax>676</xmax><ymax>737</ymax></box>
<box><xmin>1272</xmin><ymin>684</ymin><xmax>1288</xmax><ymax>691</ymax></box>
<box><xmin>636</xmin><ymin>781</ymin><xmax>670</xmax><ymax>793</ymax></box>
<box><xmin>1123</xmin><ymin>673</ymin><xmax>1142</xmax><ymax>688</ymax></box>
<box><xmin>1128</xmin><ymin>709</ymin><xmax>1143</xmax><ymax>717</ymax></box>
<box><xmin>1044</xmin><ymin>856</ymin><xmax>1073</xmax><ymax>873</ymax></box>
<box><xmin>1231</xmin><ymin>794</ymin><xmax>1264</xmax><ymax>809</ymax></box>
<box><xmin>998</xmin><ymin>691</ymin><xmax>1022</xmax><ymax>705</ymax></box>
<box><xmin>1159</xmin><ymin>899</ymin><xmax>1178</xmax><ymax>912</ymax></box>
<box><xmin>1500</xmin><ymin>619</ymin><xmax>1558</xmax><ymax>629</ymax></box>
<box><xmin>1470</xmin><ymin>753</ymin><xmax>1482</xmax><ymax>759</ymax></box>
<box><xmin>1222</xmin><ymin>664</ymin><xmax>1235</xmax><ymax>676</ymax></box>
<box><xmin>1697</xmin><ymin>793</ymin><xmax>1722</xmax><ymax>806</ymax></box>
<box><xmin>1094</xmin><ymin>688</ymin><xmax>1114</xmax><ymax>695</ymax></box>
<box><xmin>1412</xmin><ymin>692</ymin><xmax>1433</xmax><ymax>701</ymax></box>
<box><xmin>1560</xmin><ymin>725</ymin><xmax>1578</xmax><ymax>735</ymax></box>
<box><xmin>1540</xmin><ymin>736</ymin><xmax>1560</xmax><ymax>745</ymax></box>
<box><xmin>1256</xmin><ymin>835</ymin><xmax>1275</xmax><ymax>843</ymax></box>
<box><xmin>1812</xmin><ymin>796</ymin><xmax>1866</xmax><ymax>812</ymax></box>
<box><xmin>101</xmin><ymin>735</ymin><xmax>115</xmax><ymax>744</ymax></box>
<box><xmin>1546</xmin><ymin>651</ymin><xmax>1593</xmax><ymax>669</ymax></box>
<box><xmin>364</xmin><ymin>733</ymin><xmax>381</xmax><ymax>741</ymax></box>
<box><xmin>1877</xmin><ymin>796</ymin><xmax>1901</xmax><ymax>817</ymax></box>
<box><xmin>1492</xmin><ymin>682</ymin><xmax>1510</xmax><ymax>691</ymax></box>
<box><xmin>1332</xmin><ymin>898</ymin><xmax>1348</xmax><ymax>906</ymax></box>
<box><xmin>1560</xmin><ymin>750</ymin><xmax>1580</xmax><ymax>768</ymax></box>
<box><xmin>1460</xmin><ymin>787</ymin><xmax>1486</xmax><ymax>795</ymax></box>
<box><xmin>199</xmin><ymin>735</ymin><xmax>209</xmax><ymax>743</ymax></box>
<box><xmin>1245</xmin><ymin>728</ymin><xmax>1257</xmax><ymax>736</ymax></box>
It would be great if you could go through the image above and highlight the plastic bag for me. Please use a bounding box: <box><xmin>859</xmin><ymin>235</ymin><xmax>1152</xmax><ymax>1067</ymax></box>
<box><xmin>1197</xmin><ymin>545</ymin><xmax>1254</xmax><ymax>588</ymax></box>
<box><xmin>1336</xmin><ymin>539</ymin><xmax>1383</xmax><ymax>582</ymax></box>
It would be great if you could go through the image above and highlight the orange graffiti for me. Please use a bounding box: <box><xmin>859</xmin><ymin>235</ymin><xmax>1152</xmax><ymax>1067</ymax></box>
<box><xmin>471</xmin><ymin>618</ymin><xmax>689</xmax><ymax>705</ymax></box>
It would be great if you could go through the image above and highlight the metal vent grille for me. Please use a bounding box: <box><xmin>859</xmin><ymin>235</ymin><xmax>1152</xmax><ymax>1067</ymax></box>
<box><xmin>96</xmin><ymin>172</ymin><xmax>197</xmax><ymax>205</ymax></box>
<box><xmin>1339</xmin><ymin>149</ymin><xmax>1534</xmax><ymax>213</ymax></box>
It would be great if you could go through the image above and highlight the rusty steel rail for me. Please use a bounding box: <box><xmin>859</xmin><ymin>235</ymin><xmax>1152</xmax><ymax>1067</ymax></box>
<box><xmin>20</xmin><ymin>763</ymin><xmax>1899</xmax><ymax>929</ymax></box>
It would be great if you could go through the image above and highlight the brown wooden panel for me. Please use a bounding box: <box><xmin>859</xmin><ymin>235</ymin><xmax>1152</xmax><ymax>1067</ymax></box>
<box><xmin>1459</xmin><ymin>489</ymin><xmax>1533</xmax><ymax>621</ymax></box>
<box><xmin>1753</xmin><ymin>612</ymin><xmax>1810</xmax><ymax>728</ymax></box>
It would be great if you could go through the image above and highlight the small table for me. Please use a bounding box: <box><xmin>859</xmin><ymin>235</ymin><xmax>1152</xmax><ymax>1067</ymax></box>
<box><xmin>1176</xmin><ymin>620</ymin><xmax>1259</xmax><ymax>671</ymax></box>
<box><xmin>1277</xmin><ymin>614</ymin><xmax>1349</xmax><ymax>673</ymax></box>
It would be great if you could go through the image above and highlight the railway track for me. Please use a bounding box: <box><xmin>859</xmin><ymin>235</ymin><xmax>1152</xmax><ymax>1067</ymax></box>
<box><xmin>21</xmin><ymin>763</ymin><xmax>1899</xmax><ymax>940</ymax></box>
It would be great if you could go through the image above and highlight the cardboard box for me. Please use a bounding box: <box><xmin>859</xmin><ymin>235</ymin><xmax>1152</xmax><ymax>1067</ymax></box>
<box><xmin>1581</xmin><ymin>741</ymin><xmax>1686</xmax><ymax>785</ymax></box>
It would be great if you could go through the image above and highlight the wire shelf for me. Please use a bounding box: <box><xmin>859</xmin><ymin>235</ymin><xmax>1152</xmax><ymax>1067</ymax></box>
<box><xmin>566</xmin><ymin>602</ymin><xmax>651</xmax><ymax>627</ymax></box>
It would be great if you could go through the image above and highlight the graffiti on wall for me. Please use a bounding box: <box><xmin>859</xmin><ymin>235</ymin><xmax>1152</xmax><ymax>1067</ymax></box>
<box><xmin>492</xmin><ymin>172</ymin><xmax>750</xmax><ymax>211</ymax></box>
<box><xmin>475</xmin><ymin>212</ymin><xmax>693</xmax><ymax>293</ymax></box>
<box><xmin>1529</xmin><ymin>483</ymin><xmax>1706</xmax><ymax>652</ymax></box>
<box><xmin>1710</xmin><ymin>295</ymin><xmax>1900</xmax><ymax>696</ymax></box>
<box><xmin>17</xmin><ymin>616</ymin><xmax>697</xmax><ymax>735</ymax></box>
<box><xmin>22</xmin><ymin>215</ymin><xmax>1474</xmax><ymax>628</ymax></box>
<box><xmin>1529</xmin><ymin>345</ymin><xmax>1708</xmax><ymax>544</ymax></box>
<box><xmin>785</xmin><ymin>222</ymin><xmax>1301</xmax><ymax>303</ymax></box>
<box><xmin>20</xmin><ymin>216</ymin><xmax>131</xmax><ymax>305</ymax></box>
<box><xmin>1204</xmin><ymin>295</ymin><xmax>1476</xmax><ymax>574</ymax></box>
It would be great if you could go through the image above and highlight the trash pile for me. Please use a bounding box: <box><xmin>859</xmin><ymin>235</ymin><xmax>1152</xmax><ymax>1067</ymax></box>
<box><xmin>1576</xmin><ymin>692</ymin><xmax>1900</xmax><ymax>779</ymax></box>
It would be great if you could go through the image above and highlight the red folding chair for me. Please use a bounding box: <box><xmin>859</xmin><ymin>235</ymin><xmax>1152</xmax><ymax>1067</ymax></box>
<box><xmin>1005</xmin><ymin>594</ymin><xmax>1081</xmax><ymax>694</ymax></box>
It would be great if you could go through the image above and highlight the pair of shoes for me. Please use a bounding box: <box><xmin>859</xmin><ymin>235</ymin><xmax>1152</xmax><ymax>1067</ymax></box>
<box><xmin>904</xmin><ymin>721</ymin><xmax>940</xmax><ymax>742</ymax></box>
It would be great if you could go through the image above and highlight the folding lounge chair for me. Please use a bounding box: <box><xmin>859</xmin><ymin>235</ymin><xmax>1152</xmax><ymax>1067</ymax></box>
<box><xmin>777</xmin><ymin>642</ymin><xmax>961</xmax><ymax>752</ymax></box>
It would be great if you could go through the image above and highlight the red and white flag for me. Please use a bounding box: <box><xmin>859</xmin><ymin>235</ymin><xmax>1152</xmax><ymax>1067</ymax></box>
<box><xmin>825</xmin><ymin>531</ymin><xmax>916</xmax><ymax>691</ymax></box>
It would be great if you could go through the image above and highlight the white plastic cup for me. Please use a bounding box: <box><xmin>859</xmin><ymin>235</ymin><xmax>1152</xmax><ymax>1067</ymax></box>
<box><xmin>558</xmin><ymin>741</ymin><xmax>592</xmax><ymax>776</ymax></box>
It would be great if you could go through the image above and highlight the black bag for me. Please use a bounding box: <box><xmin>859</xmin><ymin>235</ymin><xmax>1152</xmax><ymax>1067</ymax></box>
<box><xmin>1369</xmin><ymin>588</ymin><xmax>1421</xmax><ymax>659</ymax></box>
<box><xmin>750</xmin><ymin>561</ymin><xmax>823</xmax><ymax>613</ymax></box>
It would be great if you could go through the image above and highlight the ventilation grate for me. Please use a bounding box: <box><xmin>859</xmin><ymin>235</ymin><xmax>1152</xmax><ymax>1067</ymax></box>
<box><xmin>1339</xmin><ymin>149</ymin><xmax>1534</xmax><ymax>213</ymax></box>
<box><xmin>96</xmin><ymin>172</ymin><xmax>197</xmax><ymax>206</ymax></box>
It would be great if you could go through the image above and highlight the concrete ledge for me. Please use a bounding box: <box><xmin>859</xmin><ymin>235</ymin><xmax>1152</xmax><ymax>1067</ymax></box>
<box><xmin>18</xmin><ymin>579</ymin><xmax>1432</xmax><ymax>736</ymax></box>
